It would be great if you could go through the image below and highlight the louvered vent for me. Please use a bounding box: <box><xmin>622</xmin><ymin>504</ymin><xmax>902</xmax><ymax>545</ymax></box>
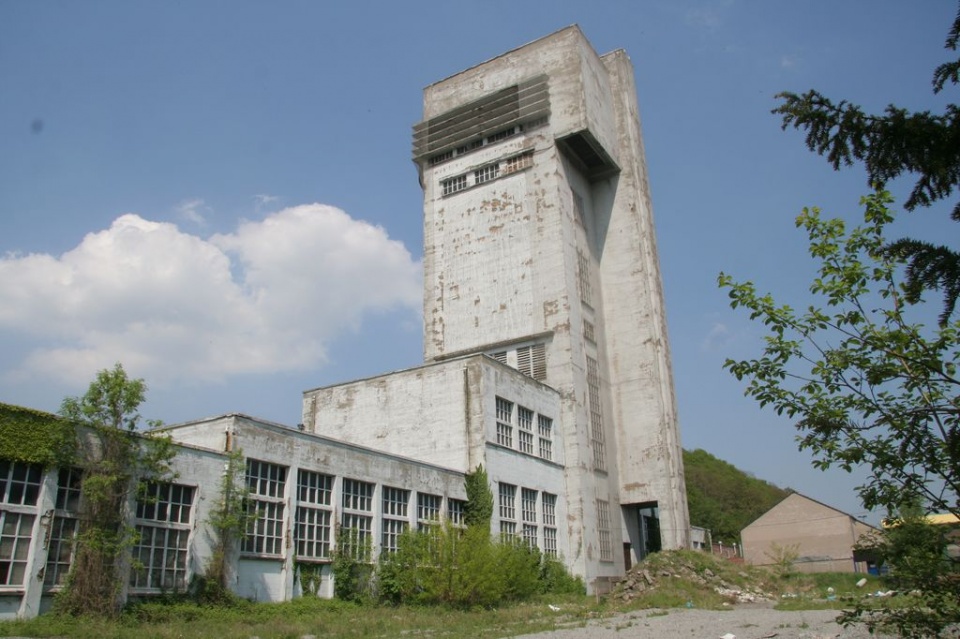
<box><xmin>517</xmin><ymin>344</ymin><xmax>547</xmax><ymax>381</ymax></box>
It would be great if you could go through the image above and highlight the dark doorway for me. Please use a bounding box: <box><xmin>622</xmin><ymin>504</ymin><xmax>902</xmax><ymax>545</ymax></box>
<box><xmin>637</xmin><ymin>501</ymin><xmax>661</xmax><ymax>559</ymax></box>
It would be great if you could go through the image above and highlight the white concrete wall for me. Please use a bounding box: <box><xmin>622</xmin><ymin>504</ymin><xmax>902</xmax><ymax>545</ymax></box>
<box><xmin>598</xmin><ymin>49</ymin><xmax>690</xmax><ymax>551</ymax></box>
<box><xmin>302</xmin><ymin>358</ymin><xmax>474</xmax><ymax>471</ymax></box>
<box><xmin>416</xmin><ymin>26</ymin><xmax>689</xmax><ymax>589</ymax></box>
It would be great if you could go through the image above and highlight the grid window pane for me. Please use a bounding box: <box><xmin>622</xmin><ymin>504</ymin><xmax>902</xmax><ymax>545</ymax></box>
<box><xmin>382</xmin><ymin>487</ymin><xmax>409</xmax><ymax>518</ymax></box>
<box><xmin>543</xmin><ymin>527</ymin><xmax>558</xmax><ymax>557</ymax></box>
<box><xmin>498</xmin><ymin>483</ymin><xmax>516</xmax><ymax>521</ymax></box>
<box><xmin>381</xmin><ymin>487</ymin><xmax>410</xmax><ymax>554</ymax></box>
<box><xmin>0</xmin><ymin>512</ymin><xmax>34</xmax><ymax>586</ymax></box>
<box><xmin>0</xmin><ymin>460</ymin><xmax>43</xmax><ymax>506</ymax></box>
<box><xmin>130</xmin><ymin>525</ymin><xmax>190</xmax><ymax>590</ymax></box>
<box><xmin>417</xmin><ymin>493</ymin><xmax>442</xmax><ymax>528</ymax></box>
<box><xmin>295</xmin><ymin>506</ymin><xmax>331</xmax><ymax>559</ymax></box>
<box><xmin>246</xmin><ymin>459</ymin><xmax>287</xmax><ymax>498</ymax></box>
<box><xmin>586</xmin><ymin>356</ymin><xmax>606</xmax><ymax>471</ymax></box>
<box><xmin>597</xmin><ymin>500</ymin><xmax>612</xmax><ymax>562</ymax></box>
<box><xmin>298</xmin><ymin>470</ymin><xmax>333</xmax><ymax>506</ymax></box>
<box><xmin>342</xmin><ymin>479</ymin><xmax>374</xmax><ymax>512</ymax></box>
<box><xmin>538</xmin><ymin>416</ymin><xmax>553</xmax><ymax>461</ymax></box>
<box><xmin>522</xmin><ymin>524</ymin><xmax>538</xmax><ymax>548</ymax></box>
<box><xmin>381</xmin><ymin>518</ymin><xmax>407</xmax><ymax>554</ymax></box>
<box><xmin>243</xmin><ymin>499</ymin><xmax>285</xmax><ymax>556</ymax></box>
<box><xmin>44</xmin><ymin>516</ymin><xmax>77</xmax><ymax>587</ymax></box>
<box><xmin>521</xmin><ymin>489</ymin><xmax>537</xmax><ymax>523</ymax></box>
<box><xmin>137</xmin><ymin>482</ymin><xmax>194</xmax><ymax>524</ymax></box>
<box><xmin>447</xmin><ymin>499</ymin><xmax>465</xmax><ymax>526</ymax></box>
<box><xmin>341</xmin><ymin>513</ymin><xmax>372</xmax><ymax>561</ymax></box>
<box><xmin>542</xmin><ymin>493</ymin><xmax>557</xmax><ymax>527</ymax></box>
<box><xmin>55</xmin><ymin>467</ymin><xmax>82</xmax><ymax>512</ymax></box>
<box><xmin>242</xmin><ymin>460</ymin><xmax>287</xmax><ymax>557</ymax></box>
<box><xmin>295</xmin><ymin>470</ymin><xmax>333</xmax><ymax>560</ymax></box>
<box><xmin>495</xmin><ymin>397</ymin><xmax>513</xmax><ymax>448</ymax></box>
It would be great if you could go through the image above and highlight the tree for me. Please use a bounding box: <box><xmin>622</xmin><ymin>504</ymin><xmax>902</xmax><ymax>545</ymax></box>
<box><xmin>56</xmin><ymin>363</ymin><xmax>176</xmax><ymax>616</ymax></box>
<box><xmin>463</xmin><ymin>465</ymin><xmax>494</xmax><ymax>529</ymax></box>
<box><xmin>720</xmin><ymin>192</ymin><xmax>959</xmax><ymax>636</ymax></box>
<box><xmin>774</xmin><ymin>7</ymin><xmax>960</xmax><ymax>323</ymax></box>
<box><xmin>720</xmin><ymin>192</ymin><xmax>958</xmax><ymax>519</ymax></box>
<box><xmin>683</xmin><ymin>448</ymin><xmax>791</xmax><ymax>544</ymax></box>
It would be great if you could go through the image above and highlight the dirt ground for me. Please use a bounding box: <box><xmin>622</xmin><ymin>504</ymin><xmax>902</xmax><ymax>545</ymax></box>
<box><xmin>521</xmin><ymin>602</ymin><xmax>896</xmax><ymax>639</ymax></box>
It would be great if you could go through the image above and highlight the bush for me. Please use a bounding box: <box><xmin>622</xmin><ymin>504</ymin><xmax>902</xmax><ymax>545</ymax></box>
<box><xmin>376</xmin><ymin>523</ymin><xmax>583</xmax><ymax>607</ymax></box>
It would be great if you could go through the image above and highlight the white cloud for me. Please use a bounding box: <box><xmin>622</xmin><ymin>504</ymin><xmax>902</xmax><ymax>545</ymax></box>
<box><xmin>176</xmin><ymin>198</ymin><xmax>210</xmax><ymax>226</ymax></box>
<box><xmin>0</xmin><ymin>205</ymin><xmax>422</xmax><ymax>387</ymax></box>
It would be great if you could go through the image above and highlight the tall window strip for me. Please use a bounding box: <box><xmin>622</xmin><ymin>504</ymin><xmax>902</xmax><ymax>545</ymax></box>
<box><xmin>417</xmin><ymin>493</ymin><xmax>442</xmax><ymax>529</ymax></box>
<box><xmin>521</xmin><ymin>488</ymin><xmax>538</xmax><ymax>549</ymax></box>
<box><xmin>577</xmin><ymin>249</ymin><xmax>593</xmax><ymax>304</ymax></box>
<box><xmin>498</xmin><ymin>483</ymin><xmax>516</xmax><ymax>539</ymax></box>
<box><xmin>583</xmin><ymin>319</ymin><xmax>596</xmax><ymax>343</ymax></box>
<box><xmin>542</xmin><ymin>493</ymin><xmax>557</xmax><ymax>527</ymax></box>
<box><xmin>130</xmin><ymin>482</ymin><xmax>195</xmax><ymax>591</ymax></box>
<box><xmin>517</xmin><ymin>406</ymin><xmax>534</xmax><ymax>455</ymax></box>
<box><xmin>341</xmin><ymin>479</ymin><xmax>374</xmax><ymax>560</ymax></box>
<box><xmin>381</xmin><ymin>486</ymin><xmax>409</xmax><ymax>554</ymax></box>
<box><xmin>0</xmin><ymin>460</ymin><xmax>42</xmax><ymax>587</ymax></box>
<box><xmin>242</xmin><ymin>460</ymin><xmax>287</xmax><ymax>556</ymax></box>
<box><xmin>44</xmin><ymin>467</ymin><xmax>82</xmax><ymax>588</ymax></box>
<box><xmin>586</xmin><ymin>356</ymin><xmax>607</xmax><ymax>471</ymax></box>
<box><xmin>495</xmin><ymin>397</ymin><xmax>513</xmax><ymax>448</ymax></box>
<box><xmin>447</xmin><ymin>498</ymin><xmax>466</xmax><ymax>527</ymax></box>
<box><xmin>537</xmin><ymin>415</ymin><xmax>553</xmax><ymax>461</ymax></box>
<box><xmin>295</xmin><ymin>470</ymin><xmax>333</xmax><ymax>560</ymax></box>
<box><xmin>543</xmin><ymin>527</ymin><xmax>558</xmax><ymax>557</ymax></box>
<box><xmin>597</xmin><ymin>500</ymin><xmax>613</xmax><ymax>562</ymax></box>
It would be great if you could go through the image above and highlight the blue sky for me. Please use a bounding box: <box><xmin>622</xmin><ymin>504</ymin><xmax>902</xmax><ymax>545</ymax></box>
<box><xmin>2</xmin><ymin>1</ymin><xmax>956</xmax><ymax>525</ymax></box>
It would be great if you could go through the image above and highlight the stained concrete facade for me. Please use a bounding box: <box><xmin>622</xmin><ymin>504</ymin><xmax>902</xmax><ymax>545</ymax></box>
<box><xmin>741</xmin><ymin>493</ymin><xmax>878</xmax><ymax>573</ymax></box>
<box><xmin>409</xmin><ymin>25</ymin><xmax>690</xmax><ymax>584</ymax></box>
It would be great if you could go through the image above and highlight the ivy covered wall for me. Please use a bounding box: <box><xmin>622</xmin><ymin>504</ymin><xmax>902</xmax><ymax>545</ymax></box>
<box><xmin>0</xmin><ymin>402</ymin><xmax>77</xmax><ymax>466</ymax></box>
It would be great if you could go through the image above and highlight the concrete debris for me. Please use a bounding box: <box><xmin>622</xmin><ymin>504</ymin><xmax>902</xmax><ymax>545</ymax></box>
<box><xmin>611</xmin><ymin>553</ymin><xmax>775</xmax><ymax>604</ymax></box>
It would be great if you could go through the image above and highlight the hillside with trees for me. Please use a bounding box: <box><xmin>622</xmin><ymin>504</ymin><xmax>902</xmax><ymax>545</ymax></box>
<box><xmin>684</xmin><ymin>448</ymin><xmax>791</xmax><ymax>544</ymax></box>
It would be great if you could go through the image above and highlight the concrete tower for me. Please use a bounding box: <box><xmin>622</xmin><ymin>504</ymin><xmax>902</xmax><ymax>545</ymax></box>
<box><xmin>413</xmin><ymin>27</ymin><xmax>689</xmax><ymax>582</ymax></box>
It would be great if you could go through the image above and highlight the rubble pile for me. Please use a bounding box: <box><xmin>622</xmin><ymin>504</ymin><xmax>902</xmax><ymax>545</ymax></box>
<box><xmin>611</xmin><ymin>551</ymin><xmax>776</xmax><ymax>605</ymax></box>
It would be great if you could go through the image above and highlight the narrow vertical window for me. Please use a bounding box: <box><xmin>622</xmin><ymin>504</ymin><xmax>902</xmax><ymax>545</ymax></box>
<box><xmin>296</xmin><ymin>470</ymin><xmax>333</xmax><ymax>560</ymax></box>
<box><xmin>538</xmin><ymin>415</ymin><xmax>553</xmax><ymax>461</ymax></box>
<box><xmin>586</xmin><ymin>356</ymin><xmax>606</xmax><ymax>471</ymax></box>
<box><xmin>130</xmin><ymin>482</ymin><xmax>195</xmax><ymax>590</ymax></box>
<box><xmin>597</xmin><ymin>500</ymin><xmax>612</xmax><ymax>562</ymax></box>
<box><xmin>495</xmin><ymin>397</ymin><xmax>513</xmax><ymax>448</ymax></box>
<box><xmin>381</xmin><ymin>487</ymin><xmax>409</xmax><ymax>554</ymax></box>
<box><xmin>341</xmin><ymin>479</ymin><xmax>374</xmax><ymax>560</ymax></box>
<box><xmin>498</xmin><ymin>483</ymin><xmax>516</xmax><ymax>539</ymax></box>
<box><xmin>242</xmin><ymin>460</ymin><xmax>287</xmax><ymax>556</ymax></box>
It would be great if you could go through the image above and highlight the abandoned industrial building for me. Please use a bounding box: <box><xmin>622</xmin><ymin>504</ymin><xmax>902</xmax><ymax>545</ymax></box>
<box><xmin>0</xmin><ymin>26</ymin><xmax>690</xmax><ymax>618</ymax></box>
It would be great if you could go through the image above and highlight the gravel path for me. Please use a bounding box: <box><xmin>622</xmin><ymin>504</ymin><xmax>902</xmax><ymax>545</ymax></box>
<box><xmin>520</xmin><ymin>603</ymin><xmax>890</xmax><ymax>639</ymax></box>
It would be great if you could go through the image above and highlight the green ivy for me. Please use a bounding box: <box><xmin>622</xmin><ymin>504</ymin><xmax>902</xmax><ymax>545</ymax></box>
<box><xmin>0</xmin><ymin>402</ymin><xmax>77</xmax><ymax>466</ymax></box>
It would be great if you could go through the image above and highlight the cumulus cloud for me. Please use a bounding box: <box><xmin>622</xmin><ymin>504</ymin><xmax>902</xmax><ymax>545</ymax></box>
<box><xmin>0</xmin><ymin>205</ymin><xmax>422</xmax><ymax>386</ymax></box>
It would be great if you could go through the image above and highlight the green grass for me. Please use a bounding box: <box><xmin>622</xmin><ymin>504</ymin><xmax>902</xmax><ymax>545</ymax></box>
<box><xmin>0</xmin><ymin>553</ymin><xmax>900</xmax><ymax>639</ymax></box>
<box><xmin>0</xmin><ymin>593</ymin><xmax>607</xmax><ymax>639</ymax></box>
